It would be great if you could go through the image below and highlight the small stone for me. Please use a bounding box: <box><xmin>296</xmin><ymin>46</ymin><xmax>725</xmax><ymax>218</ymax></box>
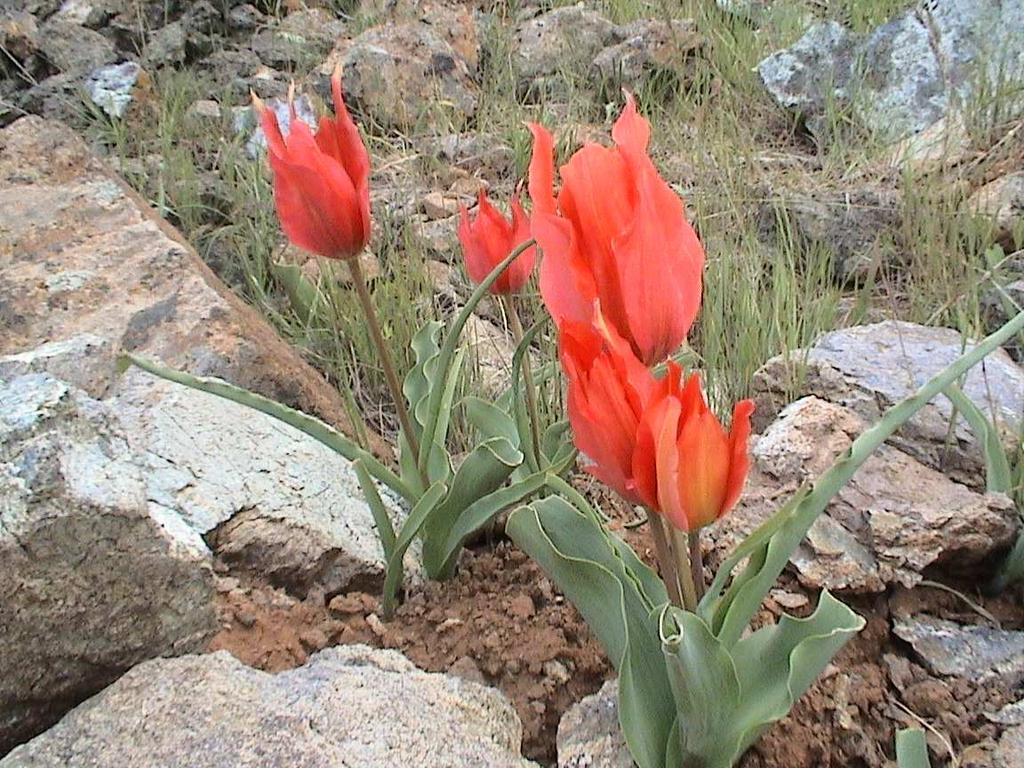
<box><xmin>233</xmin><ymin>610</ymin><xmax>258</xmax><ymax>629</ymax></box>
<box><xmin>366</xmin><ymin>613</ymin><xmax>388</xmax><ymax>638</ymax></box>
<box><xmin>298</xmin><ymin>628</ymin><xmax>329</xmax><ymax>652</ymax></box>
<box><xmin>187</xmin><ymin>99</ymin><xmax>222</xmax><ymax>122</ymax></box>
<box><xmin>543</xmin><ymin>660</ymin><xmax>571</xmax><ymax>686</ymax></box>
<box><xmin>769</xmin><ymin>589</ymin><xmax>809</xmax><ymax>610</ymax></box>
<box><xmin>508</xmin><ymin>594</ymin><xmax>536</xmax><ymax>620</ymax></box>
<box><xmin>86</xmin><ymin>62</ymin><xmax>144</xmax><ymax>118</ymax></box>
<box><xmin>448</xmin><ymin>656</ymin><xmax>486</xmax><ymax>685</ymax></box>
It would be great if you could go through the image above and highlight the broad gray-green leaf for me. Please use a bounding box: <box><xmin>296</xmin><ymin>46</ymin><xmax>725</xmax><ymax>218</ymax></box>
<box><xmin>463</xmin><ymin>395</ymin><xmax>520</xmax><ymax>446</ymax></box>
<box><xmin>421</xmin><ymin>436</ymin><xmax>522</xmax><ymax>577</ymax></box>
<box><xmin>354</xmin><ymin>459</ymin><xmax>396</xmax><ymax>560</ymax></box>
<box><xmin>896</xmin><ymin>728</ymin><xmax>932</xmax><ymax>768</ymax></box>
<box><xmin>404</xmin><ymin>320</ymin><xmax>443</xmax><ymax>431</ymax></box>
<box><xmin>507</xmin><ymin>497</ymin><xmax>673</xmax><ymax>768</ymax></box>
<box><xmin>662</xmin><ymin>609</ymin><xmax>741</xmax><ymax>768</ymax></box>
<box><xmin>944</xmin><ymin>383</ymin><xmax>1013</xmax><ymax>493</ymax></box>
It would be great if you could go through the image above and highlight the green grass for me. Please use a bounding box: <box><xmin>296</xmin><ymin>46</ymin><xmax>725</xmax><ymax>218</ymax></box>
<box><xmin>80</xmin><ymin>0</ymin><xmax>1022</xmax><ymax>446</ymax></box>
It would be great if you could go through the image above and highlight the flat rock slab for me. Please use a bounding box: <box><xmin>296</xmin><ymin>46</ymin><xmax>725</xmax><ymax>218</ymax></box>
<box><xmin>0</xmin><ymin>646</ymin><xmax>539</xmax><ymax>768</ymax></box>
<box><xmin>0</xmin><ymin>373</ymin><xmax>217</xmax><ymax>754</ymax></box>
<box><xmin>711</xmin><ymin>396</ymin><xmax>1017</xmax><ymax>594</ymax></box>
<box><xmin>0</xmin><ymin>115</ymin><xmax>367</xmax><ymax>445</ymax></box>
<box><xmin>752</xmin><ymin>321</ymin><xmax>1024</xmax><ymax>488</ymax></box>
<box><xmin>893</xmin><ymin>616</ymin><xmax>1024</xmax><ymax>684</ymax></box>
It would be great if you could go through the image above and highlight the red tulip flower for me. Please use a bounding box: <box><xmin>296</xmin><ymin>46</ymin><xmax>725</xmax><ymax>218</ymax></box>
<box><xmin>635</xmin><ymin>367</ymin><xmax>754</xmax><ymax>532</ymax></box>
<box><xmin>528</xmin><ymin>95</ymin><xmax>704</xmax><ymax>366</ymax></box>
<box><xmin>254</xmin><ymin>68</ymin><xmax>371</xmax><ymax>260</ymax></box>
<box><xmin>457</xmin><ymin>190</ymin><xmax>537</xmax><ymax>294</ymax></box>
<box><xmin>559</xmin><ymin>315</ymin><xmax>667</xmax><ymax>505</ymax></box>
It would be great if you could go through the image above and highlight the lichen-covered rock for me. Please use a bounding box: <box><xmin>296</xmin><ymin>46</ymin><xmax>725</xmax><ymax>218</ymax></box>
<box><xmin>0</xmin><ymin>647</ymin><xmax>539</xmax><ymax>767</ymax></box>
<box><xmin>332</xmin><ymin>22</ymin><xmax>478</xmax><ymax>129</ymax></box>
<box><xmin>715</xmin><ymin>397</ymin><xmax>1018</xmax><ymax>593</ymax></box>
<box><xmin>759</xmin><ymin>0</ymin><xmax>1024</xmax><ymax>142</ymax></box>
<box><xmin>557</xmin><ymin>680</ymin><xmax>631</xmax><ymax>768</ymax></box>
<box><xmin>751</xmin><ymin>321</ymin><xmax>1024</xmax><ymax>487</ymax></box>
<box><xmin>515</xmin><ymin>5</ymin><xmax>621</xmax><ymax>97</ymax></box>
<box><xmin>0</xmin><ymin>373</ymin><xmax>217</xmax><ymax>754</ymax></box>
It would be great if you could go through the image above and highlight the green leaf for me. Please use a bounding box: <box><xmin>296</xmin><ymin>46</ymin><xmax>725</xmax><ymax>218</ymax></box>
<box><xmin>421</xmin><ymin>437</ymin><xmax>522</xmax><ymax>577</ymax></box>
<box><xmin>117</xmin><ymin>353</ymin><xmax>414</xmax><ymax>501</ymax></box>
<box><xmin>381</xmin><ymin>481</ymin><xmax>448</xmax><ymax>617</ymax></box>
<box><xmin>463</xmin><ymin>395</ymin><xmax>520</xmax><ymax>447</ymax></box>
<box><xmin>418</xmin><ymin>241</ymin><xmax>534</xmax><ymax>477</ymax></box>
<box><xmin>943</xmin><ymin>383</ymin><xmax>1013</xmax><ymax>493</ymax></box>
<box><xmin>432</xmin><ymin>470</ymin><xmax>550</xmax><ymax>580</ymax></box>
<box><xmin>702</xmin><ymin>309</ymin><xmax>1024</xmax><ymax>647</ymax></box>
<box><xmin>507</xmin><ymin>496</ymin><xmax>673</xmax><ymax>768</ymax></box>
<box><xmin>354</xmin><ymin>459</ymin><xmax>396</xmax><ymax>561</ymax></box>
<box><xmin>270</xmin><ymin>261</ymin><xmax>321</xmax><ymax>323</ymax></box>
<box><xmin>541</xmin><ymin>420</ymin><xmax>572</xmax><ymax>465</ymax></box>
<box><xmin>661</xmin><ymin>609</ymin><xmax>742</xmax><ymax>768</ymax></box>
<box><xmin>404</xmin><ymin>320</ymin><xmax>443</xmax><ymax>432</ymax></box>
<box><xmin>896</xmin><ymin>729</ymin><xmax>932</xmax><ymax>768</ymax></box>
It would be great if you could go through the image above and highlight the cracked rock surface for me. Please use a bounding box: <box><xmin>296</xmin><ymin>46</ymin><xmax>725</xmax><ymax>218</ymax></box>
<box><xmin>0</xmin><ymin>646</ymin><xmax>538</xmax><ymax>768</ymax></box>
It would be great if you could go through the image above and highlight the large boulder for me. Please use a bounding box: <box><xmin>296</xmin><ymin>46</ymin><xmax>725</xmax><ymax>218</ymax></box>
<box><xmin>759</xmin><ymin>0</ymin><xmax>1024</xmax><ymax>142</ymax></box>
<box><xmin>0</xmin><ymin>115</ymin><xmax>370</xmax><ymax>447</ymax></box>
<box><xmin>0</xmin><ymin>646</ymin><xmax>539</xmax><ymax>767</ymax></box>
<box><xmin>0</xmin><ymin>373</ymin><xmax>217</xmax><ymax>754</ymax></box>
<box><xmin>751</xmin><ymin>321</ymin><xmax>1024</xmax><ymax>487</ymax></box>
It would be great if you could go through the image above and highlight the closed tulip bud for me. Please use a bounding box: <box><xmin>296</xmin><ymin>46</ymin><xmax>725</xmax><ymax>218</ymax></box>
<box><xmin>527</xmin><ymin>94</ymin><xmax>704</xmax><ymax>366</ymax></box>
<box><xmin>254</xmin><ymin>67</ymin><xmax>371</xmax><ymax>260</ymax></box>
<box><xmin>457</xmin><ymin>190</ymin><xmax>536</xmax><ymax>295</ymax></box>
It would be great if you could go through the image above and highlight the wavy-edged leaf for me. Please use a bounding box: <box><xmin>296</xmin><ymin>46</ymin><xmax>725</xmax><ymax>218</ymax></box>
<box><xmin>432</xmin><ymin>470</ymin><xmax>550</xmax><ymax>579</ymax></box>
<box><xmin>463</xmin><ymin>395</ymin><xmax>520</xmax><ymax>447</ymax></box>
<box><xmin>661</xmin><ymin>608</ymin><xmax>741</xmax><ymax>768</ymax></box>
<box><xmin>381</xmin><ymin>481</ymin><xmax>447</xmax><ymax>617</ymax></box>
<box><xmin>507</xmin><ymin>497</ymin><xmax>672</xmax><ymax>768</ymax></box>
<box><xmin>117</xmin><ymin>353</ymin><xmax>413</xmax><ymax>501</ymax></box>
<box><xmin>418</xmin><ymin>242</ymin><xmax>533</xmax><ymax>477</ymax></box>
<box><xmin>404</xmin><ymin>320</ymin><xmax>443</xmax><ymax>431</ymax></box>
<box><xmin>421</xmin><ymin>436</ymin><xmax>522</xmax><ymax>577</ymax></box>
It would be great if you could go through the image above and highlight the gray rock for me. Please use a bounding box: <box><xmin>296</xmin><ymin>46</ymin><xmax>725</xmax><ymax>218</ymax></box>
<box><xmin>751</xmin><ymin>321</ymin><xmax>1024</xmax><ymax>487</ymax></box>
<box><xmin>85</xmin><ymin>61</ymin><xmax>142</xmax><ymax>118</ymax></box>
<box><xmin>969</xmin><ymin>172</ymin><xmax>1024</xmax><ymax>248</ymax></box>
<box><xmin>557</xmin><ymin>680</ymin><xmax>632</xmax><ymax>768</ymax></box>
<box><xmin>0</xmin><ymin>373</ymin><xmax>217</xmax><ymax>754</ymax></box>
<box><xmin>591</xmin><ymin>19</ymin><xmax>702</xmax><ymax>92</ymax></box>
<box><xmin>759</xmin><ymin>0</ymin><xmax>1024</xmax><ymax>142</ymax></box>
<box><xmin>252</xmin><ymin>8</ymin><xmax>345</xmax><ymax>69</ymax></box>
<box><xmin>336</xmin><ymin>22</ymin><xmax>477</xmax><ymax>130</ymax></box>
<box><xmin>762</xmin><ymin>180</ymin><xmax>902</xmax><ymax>281</ymax></box>
<box><xmin>36</xmin><ymin>18</ymin><xmax>117</xmax><ymax>73</ymax></box>
<box><xmin>757</xmin><ymin>21</ymin><xmax>858</xmax><ymax>139</ymax></box>
<box><xmin>416</xmin><ymin>131</ymin><xmax>517</xmax><ymax>180</ymax></box>
<box><xmin>893</xmin><ymin>616</ymin><xmax>1024</xmax><ymax>683</ymax></box>
<box><xmin>715</xmin><ymin>396</ymin><xmax>1018</xmax><ymax>593</ymax></box>
<box><xmin>141</xmin><ymin>20</ymin><xmax>186</xmax><ymax>67</ymax></box>
<box><xmin>0</xmin><ymin>334</ymin><xmax>111</xmax><ymax>393</ymax></box>
<box><xmin>112</xmin><ymin>375</ymin><xmax>408</xmax><ymax>596</ymax></box>
<box><xmin>1</xmin><ymin>646</ymin><xmax>538</xmax><ymax>767</ymax></box>
<box><xmin>994</xmin><ymin>725</ymin><xmax>1024</xmax><ymax>768</ymax></box>
<box><xmin>515</xmin><ymin>5</ymin><xmax>621</xmax><ymax>97</ymax></box>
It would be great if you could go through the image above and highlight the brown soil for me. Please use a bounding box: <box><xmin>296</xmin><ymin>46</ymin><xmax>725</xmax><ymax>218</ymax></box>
<box><xmin>210</xmin><ymin>496</ymin><xmax>1024</xmax><ymax>767</ymax></box>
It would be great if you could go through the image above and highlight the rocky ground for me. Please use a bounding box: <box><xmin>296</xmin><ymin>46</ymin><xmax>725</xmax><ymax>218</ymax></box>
<box><xmin>2</xmin><ymin>0</ymin><xmax>1024</xmax><ymax>765</ymax></box>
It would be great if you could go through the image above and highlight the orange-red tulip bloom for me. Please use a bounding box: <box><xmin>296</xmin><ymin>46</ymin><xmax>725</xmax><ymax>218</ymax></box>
<box><xmin>559</xmin><ymin>316</ymin><xmax>666</xmax><ymax>505</ymax></box>
<box><xmin>255</xmin><ymin>69</ymin><xmax>370</xmax><ymax>260</ymax></box>
<box><xmin>635</xmin><ymin>367</ymin><xmax>754</xmax><ymax>532</ymax></box>
<box><xmin>457</xmin><ymin>190</ymin><xmax>536</xmax><ymax>294</ymax></box>
<box><xmin>528</xmin><ymin>95</ymin><xmax>704</xmax><ymax>366</ymax></box>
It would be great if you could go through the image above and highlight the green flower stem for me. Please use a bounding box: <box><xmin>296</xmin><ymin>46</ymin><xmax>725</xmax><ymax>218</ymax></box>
<box><xmin>346</xmin><ymin>253</ymin><xmax>423</xmax><ymax>482</ymax></box>
<box><xmin>503</xmin><ymin>294</ymin><xmax>543</xmax><ymax>462</ymax></box>
<box><xmin>689</xmin><ymin>529</ymin><xmax>705</xmax><ymax>603</ymax></box>
<box><xmin>649</xmin><ymin>512</ymin><xmax>684</xmax><ymax>608</ymax></box>
<box><xmin>670</xmin><ymin>525</ymin><xmax>699</xmax><ymax>612</ymax></box>
<box><xmin>418</xmin><ymin>239</ymin><xmax>537</xmax><ymax>478</ymax></box>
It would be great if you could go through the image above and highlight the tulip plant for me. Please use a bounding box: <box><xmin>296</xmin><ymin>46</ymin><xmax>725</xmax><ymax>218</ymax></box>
<box><xmin>117</xmin><ymin>68</ymin><xmax>1024</xmax><ymax>768</ymax></box>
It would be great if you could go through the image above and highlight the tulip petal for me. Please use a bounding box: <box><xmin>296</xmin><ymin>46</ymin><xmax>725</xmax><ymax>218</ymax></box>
<box><xmin>527</xmin><ymin>123</ymin><xmax>557</xmax><ymax>216</ymax></box>
<box><xmin>610</xmin><ymin>92</ymin><xmax>651</xmax><ymax>159</ymax></box>
<box><xmin>721</xmin><ymin>399</ymin><xmax>755</xmax><ymax>514</ymax></box>
<box><xmin>536</xmin><ymin>212</ymin><xmax>597</xmax><ymax>326</ymax></box>
<box><xmin>612</xmin><ymin>161</ymin><xmax>703</xmax><ymax>364</ymax></box>
<box><xmin>653</xmin><ymin>395</ymin><xmax>687</xmax><ymax>530</ymax></box>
